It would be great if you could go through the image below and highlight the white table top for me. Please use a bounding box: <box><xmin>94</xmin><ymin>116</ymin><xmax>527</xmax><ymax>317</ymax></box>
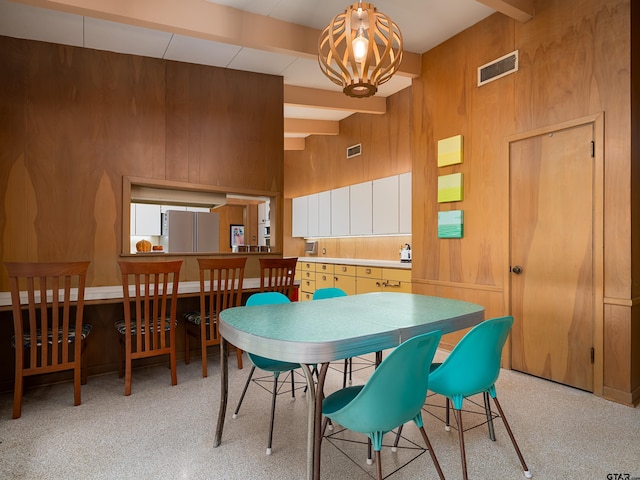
<box><xmin>0</xmin><ymin>278</ymin><xmax>265</xmax><ymax>308</ymax></box>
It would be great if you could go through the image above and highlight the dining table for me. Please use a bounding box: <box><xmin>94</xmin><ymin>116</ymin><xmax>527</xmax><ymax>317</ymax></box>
<box><xmin>214</xmin><ymin>291</ymin><xmax>485</xmax><ymax>480</ymax></box>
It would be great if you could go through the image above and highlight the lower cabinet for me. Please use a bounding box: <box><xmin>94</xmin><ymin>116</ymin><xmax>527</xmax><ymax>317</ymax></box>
<box><xmin>333</xmin><ymin>264</ymin><xmax>356</xmax><ymax>295</ymax></box>
<box><xmin>297</xmin><ymin>261</ymin><xmax>411</xmax><ymax>300</ymax></box>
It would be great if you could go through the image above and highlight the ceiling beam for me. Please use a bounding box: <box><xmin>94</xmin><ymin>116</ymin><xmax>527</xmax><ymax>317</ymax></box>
<box><xmin>284</xmin><ymin>118</ymin><xmax>339</xmax><ymax>136</ymax></box>
<box><xmin>284</xmin><ymin>138</ymin><xmax>306</xmax><ymax>151</ymax></box>
<box><xmin>284</xmin><ymin>85</ymin><xmax>386</xmax><ymax>115</ymax></box>
<box><xmin>476</xmin><ymin>0</ymin><xmax>534</xmax><ymax>22</ymax></box>
<box><xmin>13</xmin><ymin>0</ymin><xmax>422</xmax><ymax>77</ymax></box>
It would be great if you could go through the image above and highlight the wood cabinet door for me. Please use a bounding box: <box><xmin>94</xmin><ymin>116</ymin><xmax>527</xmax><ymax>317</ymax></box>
<box><xmin>510</xmin><ymin>123</ymin><xmax>594</xmax><ymax>392</ymax></box>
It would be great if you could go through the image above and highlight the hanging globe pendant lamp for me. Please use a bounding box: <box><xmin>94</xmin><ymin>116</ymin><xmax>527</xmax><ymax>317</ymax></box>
<box><xmin>318</xmin><ymin>1</ymin><xmax>403</xmax><ymax>98</ymax></box>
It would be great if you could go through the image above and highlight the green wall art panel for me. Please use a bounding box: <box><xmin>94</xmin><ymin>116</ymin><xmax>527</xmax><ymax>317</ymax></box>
<box><xmin>437</xmin><ymin>172</ymin><xmax>464</xmax><ymax>203</ymax></box>
<box><xmin>438</xmin><ymin>210</ymin><xmax>464</xmax><ymax>238</ymax></box>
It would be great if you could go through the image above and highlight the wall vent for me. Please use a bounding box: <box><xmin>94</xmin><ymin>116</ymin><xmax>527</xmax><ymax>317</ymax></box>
<box><xmin>346</xmin><ymin>143</ymin><xmax>362</xmax><ymax>158</ymax></box>
<box><xmin>477</xmin><ymin>50</ymin><xmax>518</xmax><ymax>86</ymax></box>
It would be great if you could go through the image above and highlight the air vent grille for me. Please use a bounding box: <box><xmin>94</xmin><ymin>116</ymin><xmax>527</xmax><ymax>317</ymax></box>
<box><xmin>346</xmin><ymin>143</ymin><xmax>362</xmax><ymax>158</ymax></box>
<box><xmin>478</xmin><ymin>50</ymin><xmax>519</xmax><ymax>86</ymax></box>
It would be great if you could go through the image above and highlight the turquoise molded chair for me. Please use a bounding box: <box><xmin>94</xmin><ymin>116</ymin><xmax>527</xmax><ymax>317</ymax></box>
<box><xmin>322</xmin><ymin>331</ymin><xmax>445</xmax><ymax>480</ymax></box>
<box><xmin>232</xmin><ymin>292</ymin><xmax>301</xmax><ymax>455</ymax></box>
<box><xmin>428</xmin><ymin>316</ymin><xmax>532</xmax><ymax>480</ymax></box>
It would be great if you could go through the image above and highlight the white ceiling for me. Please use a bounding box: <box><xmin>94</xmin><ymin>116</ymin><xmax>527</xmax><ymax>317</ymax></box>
<box><xmin>0</xmin><ymin>0</ymin><xmax>496</xmax><ymax>144</ymax></box>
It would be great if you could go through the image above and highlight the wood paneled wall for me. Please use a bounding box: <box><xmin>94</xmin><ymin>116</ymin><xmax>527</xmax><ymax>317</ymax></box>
<box><xmin>411</xmin><ymin>0</ymin><xmax>634</xmax><ymax>404</ymax></box>
<box><xmin>284</xmin><ymin>0</ymin><xmax>638</xmax><ymax>404</ymax></box>
<box><xmin>0</xmin><ymin>35</ymin><xmax>284</xmax><ymax>289</ymax></box>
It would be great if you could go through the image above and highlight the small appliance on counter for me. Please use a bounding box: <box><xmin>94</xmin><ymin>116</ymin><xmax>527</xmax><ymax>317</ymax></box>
<box><xmin>400</xmin><ymin>244</ymin><xmax>412</xmax><ymax>263</ymax></box>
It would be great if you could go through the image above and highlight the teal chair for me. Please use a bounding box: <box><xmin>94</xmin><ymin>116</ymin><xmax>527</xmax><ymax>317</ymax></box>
<box><xmin>322</xmin><ymin>331</ymin><xmax>445</xmax><ymax>480</ymax></box>
<box><xmin>428</xmin><ymin>316</ymin><xmax>532</xmax><ymax>480</ymax></box>
<box><xmin>232</xmin><ymin>292</ymin><xmax>301</xmax><ymax>455</ymax></box>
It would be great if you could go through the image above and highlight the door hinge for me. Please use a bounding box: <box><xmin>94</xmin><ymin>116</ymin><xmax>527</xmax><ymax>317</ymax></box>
<box><xmin>590</xmin><ymin>141</ymin><xmax>595</xmax><ymax>158</ymax></box>
<box><xmin>590</xmin><ymin>347</ymin><xmax>595</xmax><ymax>363</ymax></box>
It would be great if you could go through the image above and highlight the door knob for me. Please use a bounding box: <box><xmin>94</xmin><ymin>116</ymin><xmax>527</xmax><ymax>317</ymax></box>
<box><xmin>511</xmin><ymin>265</ymin><xmax>523</xmax><ymax>274</ymax></box>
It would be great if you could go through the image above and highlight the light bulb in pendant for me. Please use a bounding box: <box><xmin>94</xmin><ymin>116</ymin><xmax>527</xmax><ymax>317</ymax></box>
<box><xmin>353</xmin><ymin>28</ymin><xmax>369</xmax><ymax>63</ymax></box>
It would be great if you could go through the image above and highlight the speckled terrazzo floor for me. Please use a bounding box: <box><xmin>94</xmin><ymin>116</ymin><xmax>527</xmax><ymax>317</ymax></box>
<box><xmin>1</xmin><ymin>350</ymin><xmax>639</xmax><ymax>480</ymax></box>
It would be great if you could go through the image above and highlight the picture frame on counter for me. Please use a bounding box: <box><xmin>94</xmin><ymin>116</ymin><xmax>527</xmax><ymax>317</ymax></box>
<box><xmin>230</xmin><ymin>224</ymin><xmax>245</xmax><ymax>247</ymax></box>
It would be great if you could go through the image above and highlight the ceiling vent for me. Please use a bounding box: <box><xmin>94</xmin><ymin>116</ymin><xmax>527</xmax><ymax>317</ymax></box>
<box><xmin>477</xmin><ymin>50</ymin><xmax>519</xmax><ymax>87</ymax></box>
<box><xmin>346</xmin><ymin>143</ymin><xmax>362</xmax><ymax>159</ymax></box>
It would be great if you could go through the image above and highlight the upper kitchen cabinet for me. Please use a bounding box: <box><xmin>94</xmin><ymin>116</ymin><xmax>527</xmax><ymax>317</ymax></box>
<box><xmin>308</xmin><ymin>194</ymin><xmax>320</xmax><ymax>237</ymax></box>
<box><xmin>372</xmin><ymin>176</ymin><xmax>399</xmax><ymax>234</ymax></box>
<box><xmin>350</xmin><ymin>181</ymin><xmax>373</xmax><ymax>235</ymax></box>
<box><xmin>318</xmin><ymin>191</ymin><xmax>332</xmax><ymax>237</ymax></box>
<box><xmin>292</xmin><ymin>195</ymin><xmax>309</xmax><ymax>238</ymax></box>
<box><xmin>331</xmin><ymin>186</ymin><xmax>350</xmax><ymax>236</ymax></box>
<box><xmin>131</xmin><ymin>203</ymin><xmax>162</xmax><ymax>236</ymax></box>
<box><xmin>291</xmin><ymin>173</ymin><xmax>411</xmax><ymax>238</ymax></box>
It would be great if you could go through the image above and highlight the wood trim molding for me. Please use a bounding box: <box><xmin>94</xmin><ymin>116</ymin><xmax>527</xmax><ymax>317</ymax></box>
<box><xmin>603</xmin><ymin>297</ymin><xmax>639</xmax><ymax>307</ymax></box>
<box><xmin>412</xmin><ymin>278</ymin><xmax>504</xmax><ymax>293</ymax></box>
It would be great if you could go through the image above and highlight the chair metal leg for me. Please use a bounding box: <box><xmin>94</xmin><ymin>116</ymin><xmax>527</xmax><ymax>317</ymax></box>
<box><xmin>233</xmin><ymin>366</ymin><xmax>256</xmax><ymax>418</ymax></box>
<box><xmin>445</xmin><ymin>398</ymin><xmax>451</xmax><ymax>431</ymax></box>
<box><xmin>484</xmin><ymin>391</ymin><xmax>496</xmax><ymax>441</ymax></box>
<box><xmin>375</xmin><ymin>449</ymin><xmax>383</xmax><ymax>480</ymax></box>
<box><xmin>392</xmin><ymin>424</ymin><xmax>403</xmax><ymax>452</ymax></box>
<box><xmin>453</xmin><ymin>408</ymin><xmax>469</xmax><ymax>480</ymax></box>
<box><xmin>342</xmin><ymin>358</ymin><xmax>349</xmax><ymax>388</ymax></box>
<box><xmin>418</xmin><ymin>425</ymin><xmax>446</xmax><ymax>480</ymax></box>
<box><xmin>492</xmin><ymin>396</ymin><xmax>532</xmax><ymax>478</ymax></box>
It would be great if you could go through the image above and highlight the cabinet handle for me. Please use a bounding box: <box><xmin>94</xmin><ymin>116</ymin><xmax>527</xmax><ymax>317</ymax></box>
<box><xmin>365</xmin><ymin>268</ymin><xmax>371</xmax><ymax>274</ymax></box>
<box><xmin>322</xmin><ymin>275</ymin><xmax>327</xmax><ymax>281</ymax></box>
<box><xmin>322</xmin><ymin>265</ymin><xmax>327</xmax><ymax>270</ymax></box>
<box><xmin>376</xmin><ymin>281</ymin><xmax>381</xmax><ymax>287</ymax></box>
<box><xmin>382</xmin><ymin>281</ymin><xmax>401</xmax><ymax>288</ymax></box>
<box><xmin>334</xmin><ymin>277</ymin><xmax>339</xmax><ymax>282</ymax></box>
<box><xmin>342</xmin><ymin>267</ymin><xmax>347</xmax><ymax>272</ymax></box>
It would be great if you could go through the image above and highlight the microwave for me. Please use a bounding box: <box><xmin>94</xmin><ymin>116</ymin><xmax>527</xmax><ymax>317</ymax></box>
<box><xmin>264</xmin><ymin>226</ymin><xmax>270</xmax><ymax>237</ymax></box>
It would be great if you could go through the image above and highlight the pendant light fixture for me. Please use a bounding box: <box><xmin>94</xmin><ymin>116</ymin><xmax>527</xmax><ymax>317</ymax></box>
<box><xmin>318</xmin><ymin>1</ymin><xmax>403</xmax><ymax>98</ymax></box>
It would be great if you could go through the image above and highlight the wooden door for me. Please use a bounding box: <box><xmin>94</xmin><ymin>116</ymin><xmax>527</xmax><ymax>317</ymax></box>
<box><xmin>510</xmin><ymin>123</ymin><xmax>594</xmax><ymax>391</ymax></box>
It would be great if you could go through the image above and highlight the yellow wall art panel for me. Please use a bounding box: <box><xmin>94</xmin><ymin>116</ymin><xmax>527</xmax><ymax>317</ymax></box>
<box><xmin>437</xmin><ymin>172</ymin><xmax>464</xmax><ymax>203</ymax></box>
<box><xmin>437</xmin><ymin>134</ymin><xmax>463</xmax><ymax>167</ymax></box>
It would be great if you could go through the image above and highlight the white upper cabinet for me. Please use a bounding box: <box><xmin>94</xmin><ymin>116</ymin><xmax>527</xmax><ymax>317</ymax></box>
<box><xmin>292</xmin><ymin>173</ymin><xmax>411</xmax><ymax>238</ymax></box>
<box><xmin>318</xmin><ymin>190</ymin><xmax>332</xmax><ymax>236</ymax></box>
<box><xmin>292</xmin><ymin>195</ymin><xmax>309</xmax><ymax>237</ymax></box>
<box><xmin>307</xmin><ymin>193</ymin><xmax>319</xmax><ymax>237</ymax></box>
<box><xmin>372</xmin><ymin>176</ymin><xmax>399</xmax><ymax>234</ymax></box>
<box><xmin>131</xmin><ymin>203</ymin><xmax>161</xmax><ymax>236</ymax></box>
<box><xmin>399</xmin><ymin>172</ymin><xmax>412</xmax><ymax>233</ymax></box>
<box><xmin>350</xmin><ymin>181</ymin><xmax>373</xmax><ymax>235</ymax></box>
<box><xmin>331</xmin><ymin>186</ymin><xmax>350</xmax><ymax>236</ymax></box>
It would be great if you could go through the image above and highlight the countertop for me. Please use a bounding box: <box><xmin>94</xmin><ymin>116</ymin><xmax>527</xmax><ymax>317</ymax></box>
<box><xmin>297</xmin><ymin>257</ymin><xmax>411</xmax><ymax>269</ymax></box>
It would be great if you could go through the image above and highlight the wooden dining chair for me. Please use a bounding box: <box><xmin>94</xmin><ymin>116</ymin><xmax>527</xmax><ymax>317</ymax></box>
<box><xmin>6</xmin><ymin>261</ymin><xmax>92</xmax><ymax>419</ymax></box>
<box><xmin>258</xmin><ymin>257</ymin><xmax>298</xmax><ymax>300</ymax></box>
<box><xmin>184</xmin><ymin>257</ymin><xmax>246</xmax><ymax>376</ymax></box>
<box><xmin>115</xmin><ymin>260</ymin><xmax>182</xmax><ymax>396</ymax></box>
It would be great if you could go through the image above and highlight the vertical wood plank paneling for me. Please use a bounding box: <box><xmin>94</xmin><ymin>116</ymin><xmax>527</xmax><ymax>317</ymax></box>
<box><xmin>412</xmin><ymin>13</ymin><xmax>514</xmax><ymax>288</ymax></box>
<box><xmin>514</xmin><ymin>0</ymin><xmax>631</xmax><ymax>301</ymax></box>
<box><xmin>0</xmin><ymin>35</ymin><xmax>283</xmax><ymax>290</ymax></box>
